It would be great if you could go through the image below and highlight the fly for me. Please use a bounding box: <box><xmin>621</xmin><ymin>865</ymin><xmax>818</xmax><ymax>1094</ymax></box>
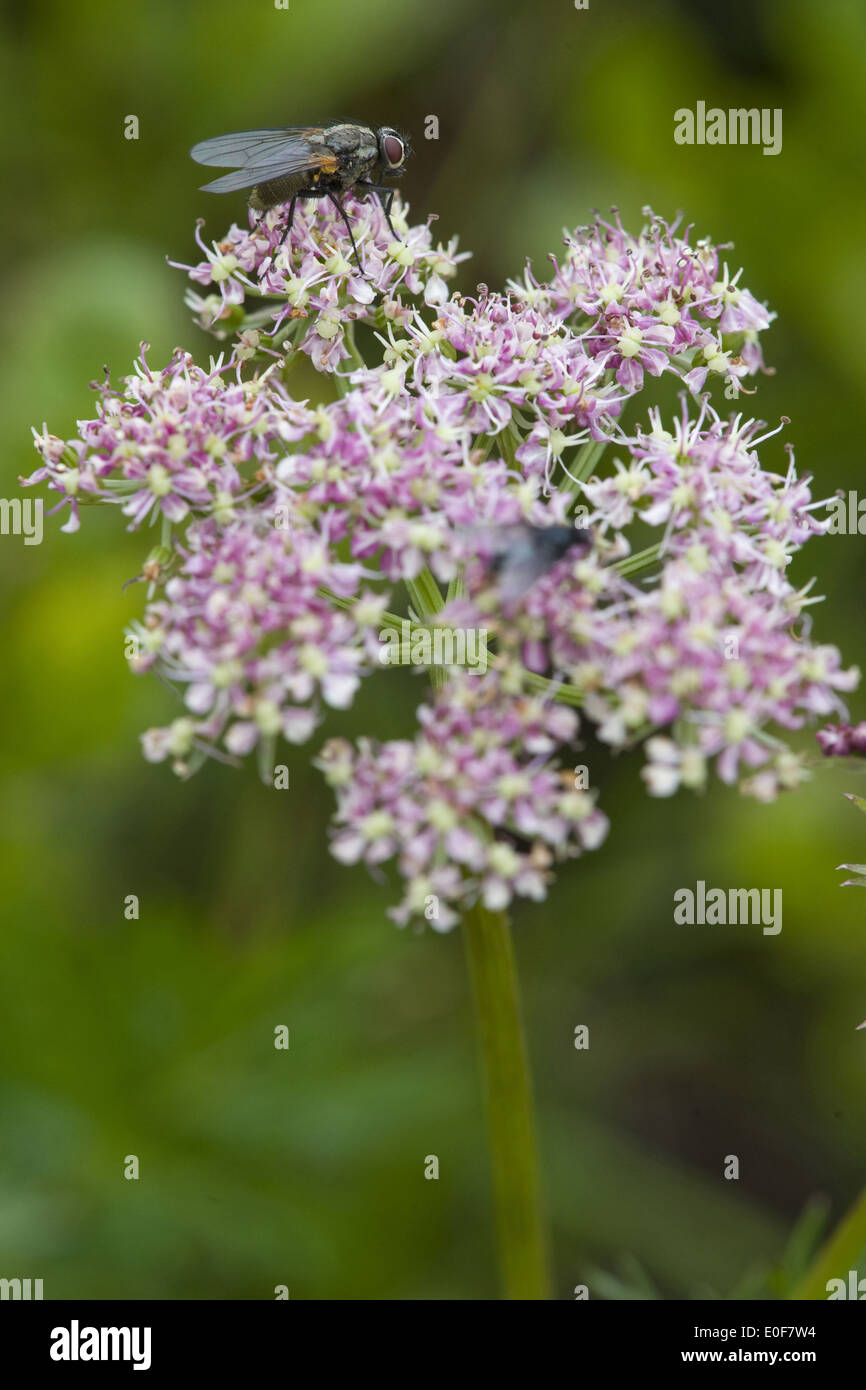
<box><xmin>190</xmin><ymin>122</ymin><xmax>410</xmax><ymax>269</ymax></box>
<box><xmin>483</xmin><ymin>523</ymin><xmax>592</xmax><ymax>606</ymax></box>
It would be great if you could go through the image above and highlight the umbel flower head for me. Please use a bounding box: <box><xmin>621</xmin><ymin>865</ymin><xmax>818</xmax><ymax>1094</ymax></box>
<box><xmin>23</xmin><ymin>195</ymin><xmax>858</xmax><ymax>928</ymax></box>
<box><xmin>317</xmin><ymin>671</ymin><xmax>607</xmax><ymax>930</ymax></box>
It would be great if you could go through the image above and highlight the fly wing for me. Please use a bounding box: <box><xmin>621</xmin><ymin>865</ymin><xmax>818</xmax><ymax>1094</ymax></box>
<box><xmin>496</xmin><ymin>544</ymin><xmax>553</xmax><ymax>605</ymax></box>
<box><xmin>450</xmin><ymin>524</ymin><xmax>535</xmax><ymax>604</ymax></box>
<box><xmin>191</xmin><ymin>130</ymin><xmax>294</xmax><ymax>167</ymax></box>
<box><xmin>197</xmin><ymin>161</ymin><xmax>312</xmax><ymax>195</ymax></box>
<box><xmin>190</xmin><ymin>128</ymin><xmax>326</xmax><ymax>169</ymax></box>
<box><xmin>192</xmin><ymin>129</ymin><xmax>339</xmax><ymax>195</ymax></box>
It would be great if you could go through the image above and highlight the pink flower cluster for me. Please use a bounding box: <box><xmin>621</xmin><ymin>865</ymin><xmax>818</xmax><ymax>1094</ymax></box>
<box><xmin>513</xmin><ymin>207</ymin><xmax>772</xmax><ymax>395</ymax></box>
<box><xmin>175</xmin><ymin>193</ymin><xmax>466</xmax><ymax>372</ymax></box>
<box><xmin>817</xmin><ymin>723</ymin><xmax>866</xmax><ymax>758</ymax></box>
<box><xmin>131</xmin><ymin>503</ymin><xmax>388</xmax><ymax>777</ymax></box>
<box><xmin>24</xmin><ymin>195</ymin><xmax>857</xmax><ymax>927</ymax></box>
<box><xmin>27</xmin><ymin>348</ymin><xmax>303</xmax><ymax>534</ymax></box>
<box><xmin>317</xmin><ymin>673</ymin><xmax>607</xmax><ymax>929</ymax></box>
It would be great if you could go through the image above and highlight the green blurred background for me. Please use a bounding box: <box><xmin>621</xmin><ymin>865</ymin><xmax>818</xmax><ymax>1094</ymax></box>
<box><xmin>2</xmin><ymin>0</ymin><xmax>866</xmax><ymax>1300</ymax></box>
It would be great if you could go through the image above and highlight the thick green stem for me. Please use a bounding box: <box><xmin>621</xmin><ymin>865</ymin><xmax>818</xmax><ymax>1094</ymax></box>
<box><xmin>560</xmin><ymin>437</ymin><xmax>608</xmax><ymax>494</ymax></box>
<box><xmin>791</xmin><ymin>1188</ymin><xmax>866</xmax><ymax>1299</ymax></box>
<box><xmin>613</xmin><ymin>542</ymin><xmax>663</xmax><ymax>577</ymax></box>
<box><xmin>405</xmin><ymin>566</ymin><xmax>445</xmax><ymax>618</ymax></box>
<box><xmin>405</xmin><ymin>566</ymin><xmax>448</xmax><ymax>689</ymax></box>
<box><xmin>343</xmin><ymin>322</ymin><xmax>365</xmax><ymax>373</ymax></box>
<box><xmin>462</xmin><ymin>900</ymin><xmax>552</xmax><ymax>1299</ymax></box>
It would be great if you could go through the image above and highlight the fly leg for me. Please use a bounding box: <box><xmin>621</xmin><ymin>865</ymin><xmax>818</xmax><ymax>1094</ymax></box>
<box><xmin>272</xmin><ymin>189</ymin><xmax>326</xmax><ymax>257</ymax></box>
<box><xmin>357</xmin><ymin>181</ymin><xmax>399</xmax><ymax>239</ymax></box>
<box><xmin>257</xmin><ymin>193</ymin><xmax>310</xmax><ymax>283</ymax></box>
<box><xmin>328</xmin><ymin>193</ymin><xmax>366</xmax><ymax>274</ymax></box>
<box><xmin>269</xmin><ymin>187</ymin><xmax>369</xmax><ymax>277</ymax></box>
<box><xmin>277</xmin><ymin>190</ymin><xmax>327</xmax><ymax>248</ymax></box>
<box><xmin>278</xmin><ymin>195</ymin><xmax>299</xmax><ymax>247</ymax></box>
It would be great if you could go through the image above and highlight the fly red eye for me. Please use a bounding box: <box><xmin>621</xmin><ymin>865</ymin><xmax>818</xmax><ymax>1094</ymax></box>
<box><xmin>383</xmin><ymin>135</ymin><xmax>404</xmax><ymax>167</ymax></box>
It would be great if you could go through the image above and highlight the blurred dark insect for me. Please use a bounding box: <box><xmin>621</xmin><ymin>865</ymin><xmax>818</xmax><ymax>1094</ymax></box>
<box><xmin>483</xmin><ymin>522</ymin><xmax>592</xmax><ymax>605</ymax></box>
